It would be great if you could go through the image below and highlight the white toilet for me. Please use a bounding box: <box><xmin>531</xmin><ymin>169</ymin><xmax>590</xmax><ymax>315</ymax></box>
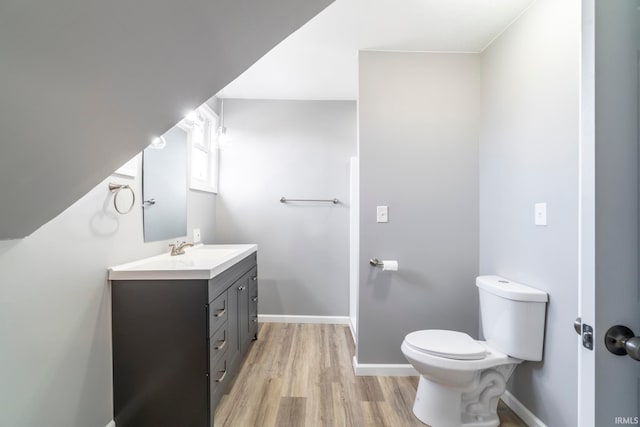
<box><xmin>401</xmin><ymin>275</ymin><xmax>548</xmax><ymax>427</ymax></box>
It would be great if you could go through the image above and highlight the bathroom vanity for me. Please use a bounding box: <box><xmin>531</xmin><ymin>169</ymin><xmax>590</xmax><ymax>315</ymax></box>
<box><xmin>109</xmin><ymin>244</ymin><xmax>258</xmax><ymax>427</ymax></box>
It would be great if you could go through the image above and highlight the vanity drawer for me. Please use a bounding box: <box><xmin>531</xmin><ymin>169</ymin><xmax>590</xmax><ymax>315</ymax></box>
<box><xmin>208</xmin><ymin>253</ymin><xmax>257</xmax><ymax>302</ymax></box>
<box><xmin>210</xmin><ymin>351</ymin><xmax>229</xmax><ymax>410</ymax></box>
<box><xmin>210</xmin><ymin>323</ymin><xmax>228</xmax><ymax>366</ymax></box>
<box><xmin>209</xmin><ymin>290</ymin><xmax>228</xmax><ymax>336</ymax></box>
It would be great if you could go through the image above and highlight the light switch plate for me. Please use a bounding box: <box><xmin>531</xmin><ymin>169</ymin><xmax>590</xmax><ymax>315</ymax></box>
<box><xmin>534</xmin><ymin>203</ymin><xmax>547</xmax><ymax>226</ymax></box>
<box><xmin>193</xmin><ymin>228</ymin><xmax>201</xmax><ymax>243</ymax></box>
<box><xmin>377</xmin><ymin>206</ymin><xmax>388</xmax><ymax>223</ymax></box>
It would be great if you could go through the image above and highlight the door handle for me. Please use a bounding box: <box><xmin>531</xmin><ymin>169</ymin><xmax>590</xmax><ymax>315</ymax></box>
<box><xmin>605</xmin><ymin>325</ymin><xmax>640</xmax><ymax>361</ymax></box>
<box><xmin>215</xmin><ymin>370</ymin><xmax>227</xmax><ymax>383</ymax></box>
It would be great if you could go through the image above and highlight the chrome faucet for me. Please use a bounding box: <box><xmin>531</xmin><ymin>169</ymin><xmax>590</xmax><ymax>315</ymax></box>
<box><xmin>169</xmin><ymin>241</ymin><xmax>194</xmax><ymax>256</ymax></box>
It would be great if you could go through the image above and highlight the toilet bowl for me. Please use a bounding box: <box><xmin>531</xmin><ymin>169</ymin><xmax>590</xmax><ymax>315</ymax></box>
<box><xmin>401</xmin><ymin>330</ymin><xmax>520</xmax><ymax>427</ymax></box>
<box><xmin>401</xmin><ymin>276</ymin><xmax>548</xmax><ymax>427</ymax></box>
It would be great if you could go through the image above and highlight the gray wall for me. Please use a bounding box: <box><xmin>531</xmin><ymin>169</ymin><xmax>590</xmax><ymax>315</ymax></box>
<box><xmin>593</xmin><ymin>1</ymin><xmax>640</xmax><ymax>425</ymax></box>
<box><xmin>214</xmin><ymin>99</ymin><xmax>356</xmax><ymax>316</ymax></box>
<box><xmin>358</xmin><ymin>51</ymin><xmax>480</xmax><ymax>364</ymax></box>
<box><xmin>0</xmin><ymin>156</ymin><xmax>215</xmax><ymax>427</ymax></box>
<box><xmin>479</xmin><ymin>0</ymin><xmax>580</xmax><ymax>426</ymax></box>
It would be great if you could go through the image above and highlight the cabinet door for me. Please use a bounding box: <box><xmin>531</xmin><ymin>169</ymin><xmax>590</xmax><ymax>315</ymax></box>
<box><xmin>237</xmin><ymin>272</ymin><xmax>250</xmax><ymax>353</ymax></box>
<box><xmin>227</xmin><ymin>282</ymin><xmax>239</xmax><ymax>368</ymax></box>
<box><xmin>249</xmin><ymin>268</ymin><xmax>258</xmax><ymax>339</ymax></box>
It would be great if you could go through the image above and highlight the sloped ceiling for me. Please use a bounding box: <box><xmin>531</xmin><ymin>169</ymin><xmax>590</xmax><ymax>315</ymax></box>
<box><xmin>0</xmin><ymin>0</ymin><xmax>332</xmax><ymax>239</ymax></box>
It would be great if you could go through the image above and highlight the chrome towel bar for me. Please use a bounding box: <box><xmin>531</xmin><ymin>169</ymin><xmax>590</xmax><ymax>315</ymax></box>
<box><xmin>280</xmin><ymin>197</ymin><xmax>339</xmax><ymax>204</ymax></box>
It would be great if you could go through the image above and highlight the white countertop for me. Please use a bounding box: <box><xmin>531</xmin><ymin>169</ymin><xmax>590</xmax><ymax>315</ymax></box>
<box><xmin>108</xmin><ymin>244</ymin><xmax>257</xmax><ymax>281</ymax></box>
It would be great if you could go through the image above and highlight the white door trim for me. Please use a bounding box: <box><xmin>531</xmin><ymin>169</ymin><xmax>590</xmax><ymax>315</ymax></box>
<box><xmin>578</xmin><ymin>1</ymin><xmax>596</xmax><ymax>426</ymax></box>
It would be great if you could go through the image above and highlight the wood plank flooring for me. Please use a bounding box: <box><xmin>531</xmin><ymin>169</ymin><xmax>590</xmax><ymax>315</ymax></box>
<box><xmin>215</xmin><ymin>323</ymin><xmax>527</xmax><ymax>427</ymax></box>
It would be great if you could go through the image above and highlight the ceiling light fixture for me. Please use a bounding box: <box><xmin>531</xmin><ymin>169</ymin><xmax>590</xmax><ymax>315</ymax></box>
<box><xmin>149</xmin><ymin>135</ymin><xmax>167</xmax><ymax>149</ymax></box>
<box><xmin>186</xmin><ymin>110</ymin><xmax>199</xmax><ymax>122</ymax></box>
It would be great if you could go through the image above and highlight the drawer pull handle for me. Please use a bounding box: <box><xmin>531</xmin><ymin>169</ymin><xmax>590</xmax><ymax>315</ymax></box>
<box><xmin>215</xmin><ymin>370</ymin><xmax>227</xmax><ymax>383</ymax></box>
<box><xmin>238</xmin><ymin>285</ymin><xmax>246</xmax><ymax>291</ymax></box>
<box><xmin>214</xmin><ymin>339</ymin><xmax>227</xmax><ymax>351</ymax></box>
<box><xmin>252</xmin><ymin>297</ymin><xmax>258</xmax><ymax>302</ymax></box>
<box><xmin>252</xmin><ymin>276</ymin><xmax>257</xmax><ymax>281</ymax></box>
<box><xmin>214</xmin><ymin>308</ymin><xmax>226</xmax><ymax>318</ymax></box>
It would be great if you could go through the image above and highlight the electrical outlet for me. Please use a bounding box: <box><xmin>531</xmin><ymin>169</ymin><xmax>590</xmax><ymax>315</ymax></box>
<box><xmin>193</xmin><ymin>228</ymin><xmax>201</xmax><ymax>243</ymax></box>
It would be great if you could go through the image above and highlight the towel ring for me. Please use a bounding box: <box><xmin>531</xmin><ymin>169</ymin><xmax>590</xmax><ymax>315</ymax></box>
<box><xmin>109</xmin><ymin>182</ymin><xmax>136</xmax><ymax>215</ymax></box>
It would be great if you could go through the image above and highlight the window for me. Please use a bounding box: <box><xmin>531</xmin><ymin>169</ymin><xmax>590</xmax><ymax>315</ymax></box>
<box><xmin>180</xmin><ymin>104</ymin><xmax>219</xmax><ymax>194</ymax></box>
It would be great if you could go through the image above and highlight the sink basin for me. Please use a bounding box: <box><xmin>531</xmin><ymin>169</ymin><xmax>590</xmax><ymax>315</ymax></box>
<box><xmin>109</xmin><ymin>244</ymin><xmax>257</xmax><ymax>280</ymax></box>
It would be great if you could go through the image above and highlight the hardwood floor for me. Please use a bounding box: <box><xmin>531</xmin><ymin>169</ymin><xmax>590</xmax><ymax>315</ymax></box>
<box><xmin>215</xmin><ymin>323</ymin><xmax>527</xmax><ymax>427</ymax></box>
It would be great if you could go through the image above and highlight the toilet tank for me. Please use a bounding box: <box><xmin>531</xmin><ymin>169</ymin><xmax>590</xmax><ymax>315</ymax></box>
<box><xmin>477</xmin><ymin>276</ymin><xmax>548</xmax><ymax>361</ymax></box>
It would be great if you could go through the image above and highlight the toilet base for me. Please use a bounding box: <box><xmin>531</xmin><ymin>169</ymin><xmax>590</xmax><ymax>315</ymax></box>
<box><xmin>412</xmin><ymin>364</ymin><xmax>516</xmax><ymax>427</ymax></box>
<box><xmin>413</xmin><ymin>376</ymin><xmax>462</xmax><ymax>427</ymax></box>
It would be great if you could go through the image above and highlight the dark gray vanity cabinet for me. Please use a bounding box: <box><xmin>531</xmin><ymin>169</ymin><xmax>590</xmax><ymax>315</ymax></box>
<box><xmin>223</xmin><ymin>266</ymin><xmax>259</xmax><ymax>378</ymax></box>
<box><xmin>111</xmin><ymin>253</ymin><xmax>257</xmax><ymax>427</ymax></box>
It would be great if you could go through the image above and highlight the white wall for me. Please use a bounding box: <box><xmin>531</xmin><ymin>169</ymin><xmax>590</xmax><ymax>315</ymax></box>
<box><xmin>358</xmin><ymin>51</ymin><xmax>480</xmax><ymax>364</ymax></box>
<box><xmin>479</xmin><ymin>0</ymin><xmax>580</xmax><ymax>425</ymax></box>
<box><xmin>0</xmin><ymin>156</ymin><xmax>215</xmax><ymax>427</ymax></box>
<box><xmin>214</xmin><ymin>99</ymin><xmax>356</xmax><ymax>317</ymax></box>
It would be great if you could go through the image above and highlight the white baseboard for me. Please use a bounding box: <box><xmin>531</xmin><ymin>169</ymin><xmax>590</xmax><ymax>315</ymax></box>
<box><xmin>348</xmin><ymin>319</ymin><xmax>357</xmax><ymax>343</ymax></box>
<box><xmin>352</xmin><ymin>355</ymin><xmax>418</xmax><ymax>376</ymax></box>
<box><xmin>502</xmin><ymin>390</ymin><xmax>547</xmax><ymax>427</ymax></box>
<box><xmin>105</xmin><ymin>421</ymin><xmax>115</xmax><ymax>427</ymax></box>
<box><xmin>258</xmin><ymin>314</ymin><xmax>350</xmax><ymax>325</ymax></box>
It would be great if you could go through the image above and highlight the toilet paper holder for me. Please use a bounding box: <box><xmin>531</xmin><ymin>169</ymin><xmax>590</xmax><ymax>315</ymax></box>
<box><xmin>369</xmin><ymin>258</ymin><xmax>399</xmax><ymax>271</ymax></box>
<box><xmin>369</xmin><ymin>258</ymin><xmax>384</xmax><ymax>266</ymax></box>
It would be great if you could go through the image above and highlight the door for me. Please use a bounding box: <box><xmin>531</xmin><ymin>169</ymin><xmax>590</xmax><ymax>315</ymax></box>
<box><xmin>580</xmin><ymin>1</ymin><xmax>640</xmax><ymax>426</ymax></box>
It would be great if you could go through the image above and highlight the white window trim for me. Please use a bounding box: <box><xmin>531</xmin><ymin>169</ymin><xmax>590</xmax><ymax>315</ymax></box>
<box><xmin>180</xmin><ymin>104</ymin><xmax>219</xmax><ymax>194</ymax></box>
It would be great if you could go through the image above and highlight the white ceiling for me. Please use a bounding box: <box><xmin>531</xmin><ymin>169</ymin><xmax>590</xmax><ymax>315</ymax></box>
<box><xmin>219</xmin><ymin>0</ymin><xmax>534</xmax><ymax>100</ymax></box>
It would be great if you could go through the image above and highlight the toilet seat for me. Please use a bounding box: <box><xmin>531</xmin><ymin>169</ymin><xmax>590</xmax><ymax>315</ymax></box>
<box><xmin>404</xmin><ymin>330</ymin><xmax>486</xmax><ymax>360</ymax></box>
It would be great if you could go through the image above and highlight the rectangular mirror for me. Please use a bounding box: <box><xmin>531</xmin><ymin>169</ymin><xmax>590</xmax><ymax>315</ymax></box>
<box><xmin>142</xmin><ymin>126</ymin><xmax>187</xmax><ymax>242</ymax></box>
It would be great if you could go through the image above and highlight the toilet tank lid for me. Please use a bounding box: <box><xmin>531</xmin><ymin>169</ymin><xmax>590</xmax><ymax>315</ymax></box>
<box><xmin>476</xmin><ymin>276</ymin><xmax>548</xmax><ymax>302</ymax></box>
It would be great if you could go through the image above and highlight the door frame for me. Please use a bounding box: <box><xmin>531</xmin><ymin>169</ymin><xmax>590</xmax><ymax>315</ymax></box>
<box><xmin>578</xmin><ymin>0</ymin><xmax>596</xmax><ymax>426</ymax></box>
